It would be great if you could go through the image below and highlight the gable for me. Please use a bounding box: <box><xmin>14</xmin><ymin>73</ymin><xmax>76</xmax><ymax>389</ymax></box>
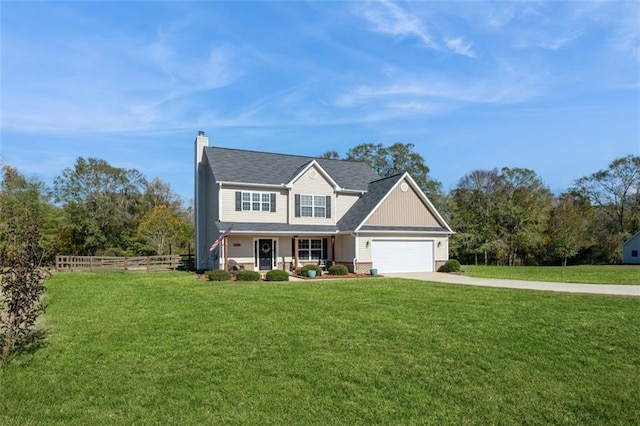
<box><xmin>624</xmin><ymin>231</ymin><xmax>640</xmax><ymax>248</ymax></box>
<box><xmin>291</xmin><ymin>164</ymin><xmax>334</xmax><ymax>195</ymax></box>
<box><xmin>364</xmin><ymin>177</ymin><xmax>441</xmax><ymax>228</ymax></box>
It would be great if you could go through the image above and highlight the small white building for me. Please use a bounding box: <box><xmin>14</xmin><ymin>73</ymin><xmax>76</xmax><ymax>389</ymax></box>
<box><xmin>622</xmin><ymin>231</ymin><xmax>640</xmax><ymax>264</ymax></box>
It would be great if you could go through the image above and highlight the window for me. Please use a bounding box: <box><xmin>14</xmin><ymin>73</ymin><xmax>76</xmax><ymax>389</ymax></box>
<box><xmin>632</xmin><ymin>250</ymin><xmax>638</xmax><ymax>258</ymax></box>
<box><xmin>298</xmin><ymin>239</ymin><xmax>323</xmax><ymax>260</ymax></box>
<box><xmin>236</xmin><ymin>191</ymin><xmax>276</xmax><ymax>212</ymax></box>
<box><xmin>296</xmin><ymin>194</ymin><xmax>331</xmax><ymax>218</ymax></box>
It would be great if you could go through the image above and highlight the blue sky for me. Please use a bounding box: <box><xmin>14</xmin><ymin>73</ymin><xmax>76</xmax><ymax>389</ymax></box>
<box><xmin>2</xmin><ymin>1</ymin><xmax>639</xmax><ymax>202</ymax></box>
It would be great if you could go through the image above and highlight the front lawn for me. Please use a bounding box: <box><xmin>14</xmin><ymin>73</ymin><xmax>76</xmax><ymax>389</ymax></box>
<box><xmin>1</xmin><ymin>272</ymin><xmax>638</xmax><ymax>424</ymax></box>
<box><xmin>464</xmin><ymin>264</ymin><xmax>640</xmax><ymax>284</ymax></box>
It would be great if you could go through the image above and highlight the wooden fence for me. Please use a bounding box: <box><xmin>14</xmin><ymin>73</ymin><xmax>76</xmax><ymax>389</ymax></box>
<box><xmin>55</xmin><ymin>255</ymin><xmax>187</xmax><ymax>273</ymax></box>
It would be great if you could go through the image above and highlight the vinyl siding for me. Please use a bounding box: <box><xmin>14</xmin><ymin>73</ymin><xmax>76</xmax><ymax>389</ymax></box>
<box><xmin>364</xmin><ymin>178</ymin><xmax>441</xmax><ymax>227</ymax></box>
<box><xmin>622</xmin><ymin>232</ymin><xmax>640</xmax><ymax>264</ymax></box>
<box><xmin>336</xmin><ymin>234</ymin><xmax>356</xmax><ymax>263</ymax></box>
<box><xmin>336</xmin><ymin>192</ymin><xmax>361</xmax><ymax>222</ymax></box>
<box><xmin>220</xmin><ymin>185</ymin><xmax>288</xmax><ymax>223</ymax></box>
<box><xmin>357</xmin><ymin>235</ymin><xmax>371</xmax><ymax>262</ymax></box>
<box><xmin>290</xmin><ymin>165</ymin><xmax>335</xmax><ymax>225</ymax></box>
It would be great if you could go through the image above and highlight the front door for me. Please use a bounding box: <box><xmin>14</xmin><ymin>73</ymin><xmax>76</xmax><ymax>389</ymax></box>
<box><xmin>258</xmin><ymin>239</ymin><xmax>273</xmax><ymax>270</ymax></box>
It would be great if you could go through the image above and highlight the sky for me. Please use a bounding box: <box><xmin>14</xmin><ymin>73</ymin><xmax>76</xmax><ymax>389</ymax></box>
<box><xmin>1</xmin><ymin>0</ymin><xmax>639</xmax><ymax>202</ymax></box>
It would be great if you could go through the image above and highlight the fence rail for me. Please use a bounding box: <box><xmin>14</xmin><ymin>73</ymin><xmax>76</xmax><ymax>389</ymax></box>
<box><xmin>55</xmin><ymin>255</ymin><xmax>186</xmax><ymax>273</ymax></box>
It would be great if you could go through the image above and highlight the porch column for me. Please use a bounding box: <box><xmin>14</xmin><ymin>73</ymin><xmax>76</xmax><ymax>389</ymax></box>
<box><xmin>294</xmin><ymin>236</ymin><xmax>299</xmax><ymax>270</ymax></box>
<box><xmin>331</xmin><ymin>235</ymin><xmax>336</xmax><ymax>266</ymax></box>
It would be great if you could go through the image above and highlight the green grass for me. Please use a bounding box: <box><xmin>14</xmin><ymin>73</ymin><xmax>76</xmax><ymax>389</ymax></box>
<box><xmin>1</xmin><ymin>272</ymin><xmax>639</xmax><ymax>425</ymax></box>
<box><xmin>463</xmin><ymin>264</ymin><xmax>640</xmax><ymax>284</ymax></box>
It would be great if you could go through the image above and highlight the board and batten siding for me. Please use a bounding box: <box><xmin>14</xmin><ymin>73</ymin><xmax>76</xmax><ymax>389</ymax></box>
<box><xmin>220</xmin><ymin>186</ymin><xmax>288</xmax><ymax>223</ymax></box>
<box><xmin>364</xmin><ymin>178</ymin><xmax>441</xmax><ymax>228</ymax></box>
<box><xmin>290</xmin><ymin>165</ymin><xmax>336</xmax><ymax>225</ymax></box>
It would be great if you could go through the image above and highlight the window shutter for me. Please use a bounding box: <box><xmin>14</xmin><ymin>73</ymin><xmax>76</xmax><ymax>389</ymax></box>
<box><xmin>325</xmin><ymin>196</ymin><xmax>331</xmax><ymax>218</ymax></box>
<box><xmin>295</xmin><ymin>194</ymin><xmax>301</xmax><ymax>217</ymax></box>
<box><xmin>322</xmin><ymin>238</ymin><xmax>328</xmax><ymax>260</ymax></box>
<box><xmin>270</xmin><ymin>193</ymin><xmax>276</xmax><ymax>212</ymax></box>
<box><xmin>235</xmin><ymin>192</ymin><xmax>241</xmax><ymax>211</ymax></box>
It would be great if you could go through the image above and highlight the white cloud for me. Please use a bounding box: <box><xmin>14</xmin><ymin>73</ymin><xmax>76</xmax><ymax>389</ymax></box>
<box><xmin>357</xmin><ymin>0</ymin><xmax>478</xmax><ymax>58</ymax></box>
<box><xmin>444</xmin><ymin>37</ymin><xmax>475</xmax><ymax>57</ymax></box>
<box><xmin>1</xmin><ymin>18</ymin><xmax>240</xmax><ymax>135</ymax></box>
<box><xmin>361</xmin><ymin>0</ymin><xmax>439</xmax><ymax>49</ymax></box>
<box><xmin>334</xmin><ymin>71</ymin><xmax>539</xmax><ymax>109</ymax></box>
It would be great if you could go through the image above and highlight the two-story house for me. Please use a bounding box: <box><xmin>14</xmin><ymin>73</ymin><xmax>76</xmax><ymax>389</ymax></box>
<box><xmin>194</xmin><ymin>131</ymin><xmax>453</xmax><ymax>273</ymax></box>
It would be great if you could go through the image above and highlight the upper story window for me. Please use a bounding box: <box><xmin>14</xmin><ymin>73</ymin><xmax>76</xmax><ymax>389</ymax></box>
<box><xmin>295</xmin><ymin>194</ymin><xmax>331</xmax><ymax>218</ymax></box>
<box><xmin>236</xmin><ymin>191</ymin><xmax>276</xmax><ymax>212</ymax></box>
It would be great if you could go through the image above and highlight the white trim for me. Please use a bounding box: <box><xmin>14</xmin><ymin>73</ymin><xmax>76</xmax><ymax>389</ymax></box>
<box><xmin>240</xmin><ymin>190</ymin><xmax>273</xmax><ymax>212</ymax></box>
<box><xmin>358</xmin><ymin>229</ymin><xmax>452</xmax><ymax>235</ymax></box>
<box><xmin>218</xmin><ymin>181</ymin><xmax>284</xmax><ymax>189</ymax></box>
<box><xmin>218</xmin><ymin>182</ymin><xmax>223</xmax><ymax>221</ymax></box>
<box><xmin>253</xmin><ymin>237</ymin><xmax>279</xmax><ymax>271</ymax></box>
<box><xmin>299</xmin><ymin>194</ymin><xmax>327</xmax><ymax>218</ymax></box>
<box><xmin>354</xmin><ymin>172</ymin><xmax>454</xmax><ymax>234</ymax></box>
<box><xmin>371</xmin><ymin>238</ymin><xmax>436</xmax><ymax>273</ymax></box>
<box><xmin>286</xmin><ymin>160</ymin><xmax>341</xmax><ymax>190</ymax></box>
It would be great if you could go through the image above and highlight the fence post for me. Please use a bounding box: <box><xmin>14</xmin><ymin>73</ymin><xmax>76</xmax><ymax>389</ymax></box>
<box><xmin>89</xmin><ymin>256</ymin><xmax>93</xmax><ymax>272</ymax></box>
<box><xmin>124</xmin><ymin>257</ymin><xmax>128</xmax><ymax>272</ymax></box>
<box><xmin>146</xmin><ymin>256</ymin><xmax>150</xmax><ymax>273</ymax></box>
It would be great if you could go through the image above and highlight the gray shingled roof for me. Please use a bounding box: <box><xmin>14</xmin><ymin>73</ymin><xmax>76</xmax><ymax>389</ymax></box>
<box><xmin>204</xmin><ymin>146</ymin><xmax>379</xmax><ymax>191</ymax></box>
<box><xmin>336</xmin><ymin>174</ymin><xmax>405</xmax><ymax>231</ymax></box>
<box><xmin>217</xmin><ymin>222</ymin><xmax>338</xmax><ymax>234</ymax></box>
<box><xmin>359</xmin><ymin>225</ymin><xmax>449</xmax><ymax>232</ymax></box>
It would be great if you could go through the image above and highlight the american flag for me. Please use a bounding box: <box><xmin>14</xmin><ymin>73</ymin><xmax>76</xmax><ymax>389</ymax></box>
<box><xmin>209</xmin><ymin>228</ymin><xmax>231</xmax><ymax>252</ymax></box>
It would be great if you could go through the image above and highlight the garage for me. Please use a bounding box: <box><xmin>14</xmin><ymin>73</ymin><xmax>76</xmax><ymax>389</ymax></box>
<box><xmin>371</xmin><ymin>239</ymin><xmax>434</xmax><ymax>273</ymax></box>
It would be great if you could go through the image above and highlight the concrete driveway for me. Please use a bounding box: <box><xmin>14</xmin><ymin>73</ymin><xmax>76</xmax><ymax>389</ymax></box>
<box><xmin>384</xmin><ymin>272</ymin><xmax>640</xmax><ymax>297</ymax></box>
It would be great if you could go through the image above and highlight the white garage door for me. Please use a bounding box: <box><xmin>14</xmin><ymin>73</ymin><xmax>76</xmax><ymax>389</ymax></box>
<box><xmin>371</xmin><ymin>239</ymin><xmax>434</xmax><ymax>273</ymax></box>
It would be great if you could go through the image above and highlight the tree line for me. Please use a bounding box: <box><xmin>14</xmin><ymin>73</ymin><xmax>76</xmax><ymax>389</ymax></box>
<box><xmin>1</xmin><ymin>147</ymin><xmax>638</xmax><ymax>267</ymax></box>
<box><xmin>323</xmin><ymin>144</ymin><xmax>639</xmax><ymax>266</ymax></box>
<box><xmin>1</xmin><ymin>158</ymin><xmax>193</xmax><ymax>266</ymax></box>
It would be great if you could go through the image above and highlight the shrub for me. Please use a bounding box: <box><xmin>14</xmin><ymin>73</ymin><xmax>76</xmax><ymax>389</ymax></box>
<box><xmin>301</xmin><ymin>264</ymin><xmax>323</xmax><ymax>277</ymax></box>
<box><xmin>265</xmin><ymin>269</ymin><xmax>289</xmax><ymax>281</ymax></box>
<box><xmin>328</xmin><ymin>264</ymin><xmax>349</xmax><ymax>275</ymax></box>
<box><xmin>206</xmin><ymin>269</ymin><xmax>231</xmax><ymax>281</ymax></box>
<box><xmin>236</xmin><ymin>270</ymin><xmax>261</xmax><ymax>281</ymax></box>
<box><xmin>440</xmin><ymin>259</ymin><xmax>461</xmax><ymax>273</ymax></box>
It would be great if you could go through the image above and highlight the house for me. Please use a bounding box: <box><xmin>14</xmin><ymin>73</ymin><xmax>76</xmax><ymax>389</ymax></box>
<box><xmin>622</xmin><ymin>231</ymin><xmax>640</xmax><ymax>264</ymax></box>
<box><xmin>194</xmin><ymin>131</ymin><xmax>454</xmax><ymax>274</ymax></box>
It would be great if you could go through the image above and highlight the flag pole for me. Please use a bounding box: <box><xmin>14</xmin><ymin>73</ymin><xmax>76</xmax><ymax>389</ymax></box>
<box><xmin>224</xmin><ymin>234</ymin><xmax>229</xmax><ymax>272</ymax></box>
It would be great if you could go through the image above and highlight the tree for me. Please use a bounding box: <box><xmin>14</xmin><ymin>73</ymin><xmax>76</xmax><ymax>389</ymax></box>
<box><xmin>573</xmin><ymin>154</ymin><xmax>640</xmax><ymax>236</ymax></box>
<box><xmin>450</xmin><ymin>169</ymin><xmax>502</xmax><ymax>265</ymax></box>
<box><xmin>546</xmin><ymin>193</ymin><xmax>593</xmax><ymax>266</ymax></box>
<box><xmin>450</xmin><ymin>167</ymin><xmax>553</xmax><ymax>265</ymax></box>
<box><xmin>137</xmin><ymin>205</ymin><xmax>188</xmax><ymax>255</ymax></box>
<box><xmin>572</xmin><ymin>154</ymin><xmax>640</xmax><ymax>263</ymax></box>
<box><xmin>319</xmin><ymin>150</ymin><xmax>341</xmax><ymax>159</ymax></box>
<box><xmin>322</xmin><ymin>142</ymin><xmax>443</xmax><ymax>203</ymax></box>
<box><xmin>497</xmin><ymin>167</ymin><xmax>553</xmax><ymax>265</ymax></box>
<box><xmin>52</xmin><ymin>157</ymin><xmax>147</xmax><ymax>255</ymax></box>
<box><xmin>0</xmin><ymin>166</ymin><xmax>48</xmax><ymax>366</ymax></box>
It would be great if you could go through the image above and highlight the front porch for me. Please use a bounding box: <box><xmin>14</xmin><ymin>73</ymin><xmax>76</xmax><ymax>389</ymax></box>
<box><xmin>214</xmin><ymin>233</ymin><xmax>356</xmax><ymax>273</ymax></box>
